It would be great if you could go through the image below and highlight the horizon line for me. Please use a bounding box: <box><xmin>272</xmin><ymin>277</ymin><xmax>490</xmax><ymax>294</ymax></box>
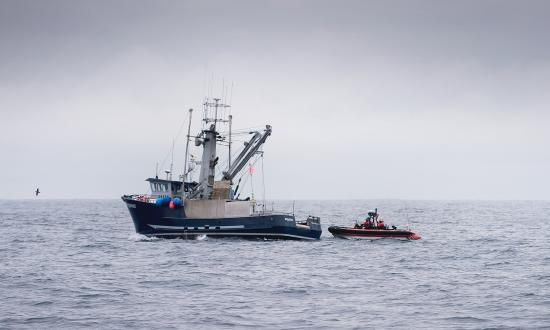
<box><xmin>1</xmin><ymin>197</ymin><xmax>549</xmax><ymax>202</ymax></box>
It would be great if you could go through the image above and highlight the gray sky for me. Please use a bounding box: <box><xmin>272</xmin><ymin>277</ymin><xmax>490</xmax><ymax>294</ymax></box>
<box><xmin>1</xmin><ymin>0</ymin><xmax>549</xmax><ymax>199</ymax></box>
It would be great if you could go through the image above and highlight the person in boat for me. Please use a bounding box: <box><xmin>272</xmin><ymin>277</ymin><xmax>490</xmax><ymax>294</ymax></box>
<box><xmin>364</xmin><ymin>218</ymin><xmax>372</xmax><ymax>228</ymax></box>
<box><xmin>377</xmin><ymin>219</ymin><xmax>386</xmax><ymax>230</ymax></box>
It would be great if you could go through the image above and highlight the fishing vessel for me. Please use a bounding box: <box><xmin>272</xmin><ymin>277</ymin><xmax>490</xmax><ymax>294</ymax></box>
<box><xmin>328</xmin><ymin>209</ymin><xmax>420</xmax><ymax>240</ymax></box>
<box><xmin>122</xmin><ymin>97</ymin><xmax>322</xmax><ymax>240</ymax></box>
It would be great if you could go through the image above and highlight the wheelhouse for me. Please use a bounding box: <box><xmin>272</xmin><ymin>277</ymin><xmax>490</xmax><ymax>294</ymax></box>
<box><xmin>146</xmin><ymin>178</ymin><xmax>198</xmax><ymax>198</ymax></box>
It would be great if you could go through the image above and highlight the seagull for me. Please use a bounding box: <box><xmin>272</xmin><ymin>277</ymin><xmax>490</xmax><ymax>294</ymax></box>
<box><xmin>35</xmin><ymin>188</ymin><xmax>40</xmax><ymax>196</ymax></box>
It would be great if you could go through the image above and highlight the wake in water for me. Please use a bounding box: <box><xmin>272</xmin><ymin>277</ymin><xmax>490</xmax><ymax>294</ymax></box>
<box><xmin>127</xmin><ymin>233</ymin><xmax>208</xmax><ymax>241</ymax></box>
<box><xmin>127</xmin><ymin>233</ymin><xmax>159</xmax><ymax>242</ymax></box>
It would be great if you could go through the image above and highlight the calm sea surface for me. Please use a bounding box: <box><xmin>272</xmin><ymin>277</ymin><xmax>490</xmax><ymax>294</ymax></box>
<box><xmin>1</xmin><ymin>199</ymin><xmax>549</xmax><ymax>329</ymax></box>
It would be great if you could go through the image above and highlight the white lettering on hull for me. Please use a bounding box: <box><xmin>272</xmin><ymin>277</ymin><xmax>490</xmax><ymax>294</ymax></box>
<box><xmin>148</xmin><ymin>224</ymin><xmax>244</xmax><ymax>230</ymax></box>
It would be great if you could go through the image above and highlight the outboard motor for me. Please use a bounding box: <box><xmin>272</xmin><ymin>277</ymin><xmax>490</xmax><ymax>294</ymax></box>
<box><xmin>367</xmin><ymin>208</ymin><xmax>378</xmax><ymax>218</ymax></box>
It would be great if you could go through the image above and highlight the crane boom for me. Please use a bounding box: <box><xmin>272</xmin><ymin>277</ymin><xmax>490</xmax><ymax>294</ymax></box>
<box><xmin>223</xmin><ymin>125</ymin><xmax>272</xmax><ymax>181</ymax></box>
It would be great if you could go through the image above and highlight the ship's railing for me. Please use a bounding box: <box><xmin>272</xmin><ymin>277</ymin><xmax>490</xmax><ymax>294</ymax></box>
<box><xmin>252</xmin><ymin>210</ymin><xmax>293</xmax><ymax>216</ymax></box>
<box><xmin>295</xmin><ymin>215</ymin><xmax>321</xmax><ymax>228</ymax></box>
<box><xmin>252</xmin><ymin>211</ymin><xmax>322</xmax><ymax>226</ymax></box>
<box><xmin>306</xmin><ymin>215</ymin><xmax>321</xmax><ymax>225</ymax></box>
<box><xmin>126</xmin><ymin>194</ymin><xmax>149</xmax><ymax>202</ymax></box>
<box><xmin>127</xmin><ymin>194</ymin><xmax>161</xmax><ymax>204</ymax></box>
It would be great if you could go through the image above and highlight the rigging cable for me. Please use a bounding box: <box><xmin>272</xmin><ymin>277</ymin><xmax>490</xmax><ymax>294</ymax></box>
<box><xmin>158</xmin><ymin>117</ymin><xmax>188</xmax><ymax>174</ymax></box>
<box><xmin>261</xmin><ymin>150</ymin><xmax>266</xmax><ymax>212</ymax></box>
<box><xmin>234</xmin><ymin>153</ymin><xmax>262</xmax><ymax>198</ymax></box>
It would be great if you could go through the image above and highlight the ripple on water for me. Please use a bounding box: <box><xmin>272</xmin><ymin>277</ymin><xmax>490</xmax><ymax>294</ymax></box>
<box><xmin>0</xmin><ymin>199</ymin><xmax>549</xmax><ymax>329</ymax></box>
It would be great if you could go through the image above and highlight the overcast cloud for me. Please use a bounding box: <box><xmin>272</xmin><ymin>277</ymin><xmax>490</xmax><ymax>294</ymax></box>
<box><xmin>1</xmin><ymin>0</ymin><xmax>549</xmax><ymax>199</ymax></box>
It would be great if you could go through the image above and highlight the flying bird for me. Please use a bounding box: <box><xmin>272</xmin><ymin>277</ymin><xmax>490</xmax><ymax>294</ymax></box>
<box><xmin>35</xmin><ymin>188</ymin><xmax>40</xmax><ymax>196</ymax></box>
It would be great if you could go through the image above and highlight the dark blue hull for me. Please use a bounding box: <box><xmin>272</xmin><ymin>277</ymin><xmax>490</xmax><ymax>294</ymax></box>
<box><xmin>122</xmin><ymin>196</ymin><xmax>322</xmax><ymax>240</ymax></box>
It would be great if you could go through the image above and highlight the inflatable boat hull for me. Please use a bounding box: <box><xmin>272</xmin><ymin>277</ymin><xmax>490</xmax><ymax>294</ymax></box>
<box><xmin>328</xmin><ymin>226</ymin><xmax>421</xmax><ymax>240</ymax></box>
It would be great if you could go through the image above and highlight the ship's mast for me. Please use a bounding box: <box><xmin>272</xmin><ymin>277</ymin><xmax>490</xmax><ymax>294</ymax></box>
<box><xmin>183</xmin><ymin>108</ymin><xmax>193</xmax><ymax>184</ymax></box>
<box><xmin>188</xmin><ymin>96</ymin><xmax>271</xmax><ymax>200</ymax></box>
<box><xmin>228</xmin><ymin>114</ymin><xmax>232</xmax><ymax>173</ymax></box>
<box><xmin>195</xmin><ymin>98</ymin><xmax>230</xmax><ymax>199</ymax></box>
<box><xmin>169</xmin><ymin>139</ymin><xmax>175</xmax><ymax>181</ymax></box>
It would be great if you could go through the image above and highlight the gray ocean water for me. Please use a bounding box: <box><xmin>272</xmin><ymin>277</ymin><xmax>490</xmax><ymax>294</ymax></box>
<box><xmin>1</xmin><ymin>199</ymin><xmax>549</xmax><ymax>329</ymax></box>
